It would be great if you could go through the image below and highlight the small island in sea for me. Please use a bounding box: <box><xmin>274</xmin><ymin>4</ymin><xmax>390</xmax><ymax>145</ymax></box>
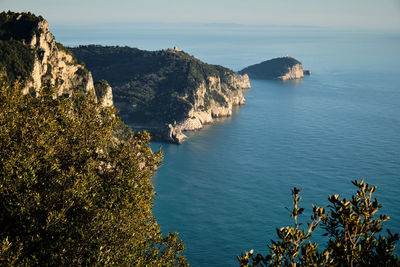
<box><xmin>239</xmin><ymin>56</ymin><xmax>310</xmax><ymax>80</ymax></box>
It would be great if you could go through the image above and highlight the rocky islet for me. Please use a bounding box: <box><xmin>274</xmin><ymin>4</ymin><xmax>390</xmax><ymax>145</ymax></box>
<box><xmin>239</xmin><ymin>56</ymin><xmax>310</xmax><ymax>80</ymax></box>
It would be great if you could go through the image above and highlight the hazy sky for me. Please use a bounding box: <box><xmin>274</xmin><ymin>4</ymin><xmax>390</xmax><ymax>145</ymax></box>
<box><xmin>1</xmin><ymin>0</ymin><xmax>400</xmax><ymax>30</ymax></box>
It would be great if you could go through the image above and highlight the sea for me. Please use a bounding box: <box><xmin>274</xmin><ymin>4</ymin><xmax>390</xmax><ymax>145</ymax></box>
<box><xmin>54</xmin><ymin>23</ymin><xmax>400</xmax><ymax>266</ymax></box>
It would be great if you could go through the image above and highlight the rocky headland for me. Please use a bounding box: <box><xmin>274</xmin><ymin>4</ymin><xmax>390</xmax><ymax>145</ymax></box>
<box><xmin>0</xmin><ymin>11</ymin><xmax>112</xmax><ymax>106</ymax></box>
<box><xmin>239</xmin><ymin>56</ymin><xmax>310</xmax><ymax>80</ymax></box>
<box><xmin>72</xmin><ymin>45</ymin><xmax>251</xmax><ymax>144</ymax></box>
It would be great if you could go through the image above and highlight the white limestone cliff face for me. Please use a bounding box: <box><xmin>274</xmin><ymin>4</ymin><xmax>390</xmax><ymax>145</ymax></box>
<box><xmin>227</xmin><ymin>73</ymin><xmax>252</xmax><ymax>89</ymax></box>
<box><xmin>95</xmin><ymin>81</ymin><xmax>114</xmax><ymax>108</ymax></box>
<box><xmin>278</xmin><ymin>63</ymin><xmax>304</xmax><ymax>80</ymax></box>
<box><xmin>22</xmin><ymin>19</ymin><xmax>96</xmax><ymax>99</ymax></box>
<box><xmin>166</xmin><ymin>73</ymin><xmax>251</xmax><ymax>143</ymax></box>
<box><xmin>99</xmin><ymin>84</ymin><xmax>113</xmax><ymax>107</ymax></box>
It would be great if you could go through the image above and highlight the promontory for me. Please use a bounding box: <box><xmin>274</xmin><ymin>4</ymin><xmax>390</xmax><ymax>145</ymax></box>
<box><xmin>72</xmin><ymin>45</ymin><xmax>251</xmax><ymax>144</ymax></box>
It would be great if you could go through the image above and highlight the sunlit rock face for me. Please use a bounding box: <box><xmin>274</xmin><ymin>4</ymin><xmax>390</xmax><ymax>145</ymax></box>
<box><xmin>24</xmin><ymin>17</ymin><xmax>94</xmax><ymax>97</ymax></box>
<box><xmin>1</xmin><ymin>11</ymin><xmax>113</xmax><ymax>107</ymax></box>
<box><xmin>141</xmin><ymin>72</ymin><xmax>251</xmax><ymax>144</ymax></box>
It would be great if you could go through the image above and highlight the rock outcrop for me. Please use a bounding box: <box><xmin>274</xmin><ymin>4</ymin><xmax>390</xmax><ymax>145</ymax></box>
<box><xmin>168</xmin><ymin>73</ymin><xmax>249</xmax><ymax>143</ymax></box>
<box><xmin>239</xmin><ymin>56</ymin><xmax>309</xmax><ymax>80</ymax></box>
<box><xmin>278</xmin><ymin>62</ymin><xmax>304</xmax><ymax>80</ymax></box>
<box><xmin>148</xmin><ymin>124</ymin><xmax>187</xmax><ymax>144</ymax></box>
<box><xmin>24</xmin><ymin>19</ymin><xmax>95</xmax><ymax>97</ymax></box>
<box><xmin>72</xmin><ymin>45</ymin><xmax>250</xmax><ymax>144</ymax></box>
<box><xmin>95</xmin><ymin>80</ymin><xmax>113</xmax><ymax>107</ymax></box>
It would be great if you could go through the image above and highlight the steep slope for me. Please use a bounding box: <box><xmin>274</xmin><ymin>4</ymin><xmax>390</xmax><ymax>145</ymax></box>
<box><xmin>239</xmin><ymin>56</ymin><xmax>307</xmax><ymax>80</ymax></box>
<box><xmin>72</xmin><ymin>45</ymin><xmax>251</xmax><ymax>143</ymax></box>
<box><xmin>0</xmin><ymin>11</ymin><xmax>111</xmax><ymax>105</ymax></box>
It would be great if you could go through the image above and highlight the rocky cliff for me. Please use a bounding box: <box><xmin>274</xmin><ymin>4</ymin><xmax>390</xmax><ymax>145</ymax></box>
<box><xmin>239</xmin><ymin>56</ymin><xmax>308</xmax><ymax>80</ymax></box>
<box><xmin>72</xmin><ymin>45</ymin><xmax>250</xmax><ymax>144</ymax></box>
<box><xmin>24</xmin><ymin>20</ymin><xmax>95</xmax><ymax>97</ymax></box>
<box><xmin>278</xmin><ymin>62</ymin><xmax>304</xmax><ymax>80</ymax></box>
<box><xmin>0</xmin><ymin>12</ymin><xmax>112</xmax><ymax>106</ymax></box>
<box><xmin>161</xmin><ymin>73</ymin><xmax>249</xmax><ymax>143</ymax></box>
<box><xmin>94</xmin><ymin>79</ymin><xmax>113</xmax><ymax>107</ymax></box>
<box><xmin>171</xmin><ymin>74</ymin><xmax>248</xmax><ymax>139</ymax></box>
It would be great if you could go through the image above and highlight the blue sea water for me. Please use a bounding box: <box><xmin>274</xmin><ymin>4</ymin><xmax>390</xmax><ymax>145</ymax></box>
<box><xmin>55</xmin><ymin>24</ymin><xmax>400</xmax><ymax>266</ymax></box>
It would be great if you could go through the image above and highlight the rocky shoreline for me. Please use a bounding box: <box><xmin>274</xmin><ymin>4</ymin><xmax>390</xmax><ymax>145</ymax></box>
<box><xmin>128</xmin><ymin>73</ymin><xmax>250</xmax><ymax>144</ymax></box>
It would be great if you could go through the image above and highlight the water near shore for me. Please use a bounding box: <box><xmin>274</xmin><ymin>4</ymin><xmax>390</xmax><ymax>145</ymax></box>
<box><xmin>56</xmin><ymin>24</ymin><xmax>400</xmax><ymax>266</ymax></box>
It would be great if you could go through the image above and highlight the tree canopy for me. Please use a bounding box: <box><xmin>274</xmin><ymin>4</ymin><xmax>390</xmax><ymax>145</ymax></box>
<box><xmin>0</xmin><ymin>81</ymin><xmax>188</xmax><ymax>266</ymax></box>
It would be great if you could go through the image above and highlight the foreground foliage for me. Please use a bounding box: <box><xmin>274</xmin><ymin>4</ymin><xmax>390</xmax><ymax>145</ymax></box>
<box><xmin>0</xmin><ymin>82</ymin><xmax>188</xmax><ymax>265</ymax></box>
<box><xmin>238</xmin><ymin>180</ymin><xmax>400</xmax><ymax>267</ymax></box>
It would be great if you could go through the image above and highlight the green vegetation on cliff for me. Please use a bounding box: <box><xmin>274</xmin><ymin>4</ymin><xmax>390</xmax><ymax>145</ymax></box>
<box><xmin>72</xmin><ymin>45</ymin><xmax>238</xmax><ymax>124</ymax></box>
<box><xmin>0</xmin><ymin>12</ymin><xmax>38</xmax><ymax>83</ymax></box>
<box><xmin>0</xmin><ymin>81</ymin><xmax>187</xmax><ymax>265</ymax></box>
<box><xmin>0</xmin><ymin>11</ymin><xmax>42</xmax><ymax>42</ymax></box>
<box><xmin>0</xmin><ymin>11</ymin><xmax>94</xmax><ymax>93</ymax></box>
<box><xmin>0</xmin><ymin>40</ymin><xmax>34</xmax><ymax>83</ymax></box>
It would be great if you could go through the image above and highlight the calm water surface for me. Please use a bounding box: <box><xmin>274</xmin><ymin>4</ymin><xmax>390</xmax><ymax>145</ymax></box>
<box><xmin>56</xmin><ymin>24</ymin><xmax>400</xmax><ymax>266</ymax></box>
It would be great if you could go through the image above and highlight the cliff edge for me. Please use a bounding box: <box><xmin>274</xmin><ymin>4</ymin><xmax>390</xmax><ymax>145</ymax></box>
<box><xmin>0</xmin><ymin>11</ymin><xmax>112</xmax><ymax>106</ymax></box>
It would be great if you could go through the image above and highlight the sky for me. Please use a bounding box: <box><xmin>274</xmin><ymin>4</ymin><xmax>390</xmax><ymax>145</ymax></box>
<box><xmin>1</xmin><ymin>0</ymin><xmax>400</xmax><ymax>30</ymax></box>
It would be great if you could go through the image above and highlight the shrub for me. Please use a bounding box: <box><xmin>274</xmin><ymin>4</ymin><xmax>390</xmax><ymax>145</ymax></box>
<box><xmin>238</xmin><ymin>179</ymin><xmax>400</xmax><ymax>266</ymax></box>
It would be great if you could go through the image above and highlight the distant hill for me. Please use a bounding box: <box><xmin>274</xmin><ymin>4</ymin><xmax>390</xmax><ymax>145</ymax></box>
<box><xmin>239</xmin><ymin>56</ymin><xmax>307</xmax><ymax>80</ymax></box>
<box><xmin>72</xmin><ymin>45</ymin><xmax>251</xmax><ymax>143</ymax></box>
